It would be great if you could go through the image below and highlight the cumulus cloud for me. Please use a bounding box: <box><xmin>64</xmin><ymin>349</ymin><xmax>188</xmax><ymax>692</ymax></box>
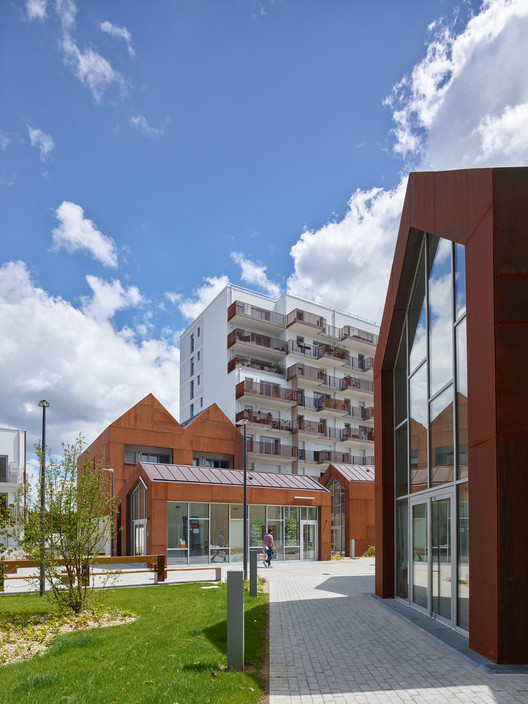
<box><xmin>51</xmin><ymin>201</ymin><xmax>118</xmax><ymax>268</ymax></box>
<box><xmin>26</xmin><ymin>0</ymin><xmax>48</xmax><ymax>22</ymax></box>
<box><xmin>82</xmin><ymin>276</ymin><xmax>143</xmax><ymax>322</ymax></box>
<box><xmin>231</xmin><ymin>251</ymin><xmax>280</xmax><ymax>298</ymax></box>
<box><xmin>27</xmin><ymin>126</ymin><xmax>54</xmax><ymax>160</ymax></box>
<box><xmin>288</xmin><ymin>0</ymin><xmax>528</xmax><ymax>324</ymax></box>
<box><xmin>288</xmin><ymin>183</ymin><xmax>405</xmax><ymax>323</ymax></box>
<box><xmin>177</xmin><ymin>276</ymin><xmax>230</xmax><ymax>320</ymax></box>
<box><xmin>0</xmin><ymin>132</ymin><xmax>10</xmax><ymax>150</ymax></box>
<box><xmin>101</xmin><ymin>20</ymin><xmax>135</xmax><ymax>57</ymax></box>
<box><xmin>130</xmin><ymin>115</ymin><xmax>163</xmax><ymax>136</ymax></box>
<box><xmin>0</xmin><ymin>261</ymin><xmax>180</xmax><ymax>448</ymax></box>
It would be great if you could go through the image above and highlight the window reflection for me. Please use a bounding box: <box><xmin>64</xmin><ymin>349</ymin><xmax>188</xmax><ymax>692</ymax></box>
<box><xmin>454</xmin><ymin>243</ymin><xmax>466</xmax><ymax>319</ymax></box>
<box><xmin>457</xmin><ymin>483</ymin><xmax>469</xmax><ymax>630</ymax></box>
<box><xmin>430</xmin><ymin>386</ymin><xmax>454</xmax><ymax>486</ymax></box>
<box><xmin>408</xmin><ymin>250</ymin><xmax>427</xmax><ymax>373</ymax></box>
<box><xmin>409</xmin><ymin>364</ymin><xmax>428</xmax><ymax>493</ymax></box>
<box><xmin>428</xmin><ymin>236</ymin><xmax>453</xmax><ymax>396</ymax></box>
<box><xmin>394</xmin><ymin>332</ymin><xmax>407</xmax><ymax>427</ymax></box>
<box><xmin>456</xmin><ymin>320</ymin><xmax>468</xmax><ymax>479</ymax></box>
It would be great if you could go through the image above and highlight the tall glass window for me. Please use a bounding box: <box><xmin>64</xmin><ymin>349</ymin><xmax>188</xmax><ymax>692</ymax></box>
<box><xmin>285</xmin><ymin>506</ymin><xmax>300</xmax><ymax>560</ymax></box>
<box><xmin>329</xmin><ymin>477</ymin><xmax>345</xmax><ymax>553</ymax></box>
<box><xmin>393</xmin><ymin>233</ymin><xmax>468</xmax><ymax>632</ymax></box>
<box><xmin>167</xmin><ymin>502</ymin><xmax>188</xmax><ymax>565</ymax></box>
<box><xmin>210</xmin><ymin>504</ymin><xmax>229</xmax><ymax>563</ymax></box>
<box><xmin>428</xmin><ymin>236</ymin><xmax>453</xmax><ymax>396</ymax></box>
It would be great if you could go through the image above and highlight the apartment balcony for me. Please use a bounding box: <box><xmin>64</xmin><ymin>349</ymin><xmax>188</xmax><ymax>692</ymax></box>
<box><xmin>318</xmin><ymin>324</ymin><xmax>342</xmax><ymax>342</ymax></box>
<box><xmin>339</xmin><ymin>427</ymin><xmax>375</xmax><ymax>444</ymax></box>
<box><xmin>236</xmin><ymin>380</ymin><xmax>298</xmax><ymax>407</ymax></box>
<box><xmin>228</xmin><ymin>329</ymin><xmax>286</xmax><ymax>359</ymax></box>
<box><xmin>315</xmin><ymin>396</ymin><xmax>349</xmax><ymax>416</ymax></box>
<box><xmin>350</xmin><ymin>455</ymin><xmax>375</xmax><ymax>465</ymax></box>
<box><xmin>313</xmin><ymin>343</ymin><xmax>349</xmax><ymax>367</ymax></box>
<box><xmin>293</xmin><ymin>418</ymin><xmax>326</xmax><ymax>438</ymax></box>
<box><xmin>286</xmin><ymin>308</ymin><xmax>326</xmax><ymax>335</ymax></box>
<box><xmin>340</xmin><ymin>325</ymin><xmax>378</xmax><ymax>350</ymax></box>
<box><xmin>362</xmin><ymin>406</ymin><xmax>375</xmax><ymax>421</ymax></box>
<box><xmin>0</xmin><ymin>467</ymin><xmax>23</xmax><ymax>484</ymax></box>
<box><xmin>342</xmin><ymin>355</ymin><xmax>375</xmax><ymax>374</ymax></box>
<box><xmin>246</xmin><ymin>439</ymin><xmax>295</xmax><ymax>461</ymax></box>
<box><xmin>228</xmin><ymin>301</ymin><xmax>285</xmax><ymax>332</ymax></box>
<box><xmin>298</xmin><ymin>449</ymin><xmax>351</xmax><ymax>465</ymax></box>
<box><xmin>228</xmin><ymin>355</ymin><xmax>285</xmax><ymax>377</ymax></box>
<box><xmin>236</xmin><ymin>409</ymin><xmax>292</xmax><ymax>433</ymax></box>
<box><xmin>286</xmin><ymin>340</ymin><xmax>319</xmax><ymax>362</ymax></box>
<box><xmin>340</xmin><ymin>376</ymin><xmax>374</xmax><ymax>397</ymax></box>
<box><xmin>287</xmin><ymin>363</ymin><xmax>326</xmax><ymax>387</ymax></box>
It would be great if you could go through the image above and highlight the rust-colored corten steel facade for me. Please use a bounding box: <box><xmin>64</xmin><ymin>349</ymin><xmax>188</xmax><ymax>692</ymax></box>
<box><xmin>86</xmin><ymin>394</ymin><xmax>331</xmax><ymax>561</ymax></box>
<box><xmin>374</xmin><ymin>168</ymin><xmax>528</xmax><ymax>664</ymax></box>
<box><xmin>320</xmin><ymin>464</ymin><xmax>375</xmax><ymax>557</ymax></box>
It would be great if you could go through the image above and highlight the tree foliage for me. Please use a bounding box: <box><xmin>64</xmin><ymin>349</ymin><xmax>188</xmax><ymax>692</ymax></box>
<box><xmin>18</xmin><ymin>435</ymin><xmax>120</xmax><ymax>613</ymax></box>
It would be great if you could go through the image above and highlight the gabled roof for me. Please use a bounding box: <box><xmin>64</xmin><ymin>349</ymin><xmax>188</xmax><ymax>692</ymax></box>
<box><xmin>323</xmin><ymin>464</ymin><xmax>375</xmax><ymax>484</ymax></box>
<box><xmin>139</xmin><ymin>462</ymin><xmax>329</xmax><ymax>492</ymax></box>
<box><xmin>111</xmin><ymin>393</ymin><xmax>181</xmax><ymax>431</ymax></box>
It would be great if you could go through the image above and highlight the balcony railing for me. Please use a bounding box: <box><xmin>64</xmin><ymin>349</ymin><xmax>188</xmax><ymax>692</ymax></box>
<box><xmin>362</xmin><ymin>406</ymin><xmax>375</xmax><ymax>420</ymax></box>
<box><xmin>315</xmin><ymin>397</ymin><xmax>349</xmax><ymax>413</ymax></box>
<box><xmin>286</xmin><ymin>308</ymin><xmax>326</xmax><ymax>330</ymax></box>
<box><xmin>228</xmin><ymin>329</ymin><xmax>286</xmax><ymax>354</ymax></box>
<box><xmin>246</xmin><ymin>439</ymin><xmax>295</xmax><ymax>459</ymax></box>
<box><xmin>287</xmin><ymin>363</ymin><xmax>326</xmax><ymax>384</ymax></box>
<box><xmin>342</xmin><ymin>355</ymin><xmax>375</xmax><ymax>373</ymax></box>
<box><xmin>314</xmin><ymin>343</ymin><xmax>349</xmax><ymax>364</ymax></box>
<box><xmin>298</xmin><ymin>449</ymin><xmax>351</xmax><ymax>465</ymax></box>
<box><xmin>319</xmin><ymin>324</ymin><xmax>341</xmax><ymax>341</ymax></box>
<box><xmin>236</xmin><ymin>409</ymin><xmax>292</xmax><ymax>432</ymax></box>
<box><xmin>340</xmin><ymin>376</ymin><xmax>374</xmax><ymax>394</ymax></box>
<box><xmin>340</xmin><ymin>326</ymin><xmax>378</xmax><ymax>346</ymax></box>
<box><xmin>350</xmin><ymin>455</ymin><xmax>375</xmax><ymax>465</ymax></box>
<box><xmin>236</xmin><ymin>380</ymin><xmax>297</xmax><ymax>404</ymax></box>
<box><xmin>228</xmin><ymin>301</ymin><xmax>286</xmax><ymax>328</ymax></box>
<box><xmin>0</xmin><ymin>468</ymin><xmax>22</xmax><ymax>484</ymax></box>
<box><xmin>228</xmin><ymin>356</ymin><xmax>285</xmax><ymax>376</ymax></box>
<box><xmin>293</xmin><ymin>418</ymin><xmax>326</xmax><ymax>436</ymax></box>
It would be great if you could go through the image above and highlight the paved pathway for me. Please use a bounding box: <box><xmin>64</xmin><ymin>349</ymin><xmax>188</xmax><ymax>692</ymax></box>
<box><xmin>262</xmin><ymin>558</ymin><xmax>528</xmax><ymax>704</ymax></box>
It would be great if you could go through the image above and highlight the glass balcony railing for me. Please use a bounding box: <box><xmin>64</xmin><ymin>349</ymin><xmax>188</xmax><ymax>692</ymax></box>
<box><xmin>246</xmin><ymin>439</ymin><xmax>295</xmax><ymax>459</ymax></box>
<box><xmin>228</xmin><ymin>329</ymin><xmax>286</xmax><ymax>354</ymax></box>
<box><xmin>236</xmin><ymin>409</ymin><xmax>291</xmax><ymax>432</ymax></box>
<box><xmin>228</xmin><ymin>301</ymin><xmax>286</xmax><ymax>328</ymax></box>
<box><xmin>236</xmin><ymin>380</ymin><xmax>297</xmax><ymax>404</ymax></box>
<box><xmin>286</xmin><ymin>308</ymin><xmax>326</xmax><ymax>330</ymax></box>
<box><xmin>228</xmin><ymin>356</ymin><xmax>285</xmax><ymax>376</ymax></box>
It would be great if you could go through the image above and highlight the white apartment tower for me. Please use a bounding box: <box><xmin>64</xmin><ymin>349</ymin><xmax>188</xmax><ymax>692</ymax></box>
<box><xmin>180</xmin><ymin>285</ymin><xmax>378</xmax><ymax>477</ymax></box>
<box><xmin>0</xmin><ymin>427</ymin><xmax>26</xmax><ymax>551</ymax></box>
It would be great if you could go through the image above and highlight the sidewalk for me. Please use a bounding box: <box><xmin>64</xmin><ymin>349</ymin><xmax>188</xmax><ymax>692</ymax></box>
<box><xmin>262</xmin><ymin>558</ymin><xmax>528</xmax><ymax>704</ymax></box>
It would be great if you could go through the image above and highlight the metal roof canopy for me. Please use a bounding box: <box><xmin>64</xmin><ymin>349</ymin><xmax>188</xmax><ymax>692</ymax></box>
<box><xmin>139</xmin><ymin>462</ymin><xmax>329</xmax><ymax>492</ymax></box>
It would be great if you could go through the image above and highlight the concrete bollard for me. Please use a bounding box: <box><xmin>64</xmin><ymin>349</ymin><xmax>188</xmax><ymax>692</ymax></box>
<box><xmin>350</xmin><ymin>538</ymin><xmax>356</xmax><ymax>558</ymax></box>
<box><xmin>249</xmin><ymin>548</ymin><xmax>258</xmax><ymax>597</ymax></box>
<box><xmin>227</xmin><ymin>570</ymin><xmax>244</xmax><ymax>670</ymax></box>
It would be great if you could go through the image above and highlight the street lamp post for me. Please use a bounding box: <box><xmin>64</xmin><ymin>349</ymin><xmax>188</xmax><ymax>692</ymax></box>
<box><xmin>236</xmin><ymin>418</ymin><xmax>249</xmax><ymax>581</ymax></box>
<box><xmin>38</xmin><ymin>400</ymin><xmax>50</xmax><ymax>597</ymax></box>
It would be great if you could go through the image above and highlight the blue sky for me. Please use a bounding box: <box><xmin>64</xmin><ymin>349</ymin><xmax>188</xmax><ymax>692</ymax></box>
<box><xmin>1</xmin><ymin>0</ymin><xmax>528</xmax><ymax>456</ymax></box>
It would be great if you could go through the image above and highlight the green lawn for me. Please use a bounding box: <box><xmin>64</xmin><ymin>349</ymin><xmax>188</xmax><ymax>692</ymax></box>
<box><xmin>0</xmin><ymin>583</ymin><xmax>268</xmax><ymax>704</ymax></box>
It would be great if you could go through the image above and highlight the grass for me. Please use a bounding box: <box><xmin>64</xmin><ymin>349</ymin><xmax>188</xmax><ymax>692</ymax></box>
<box><xmin>0</xmin><ymin>582</ymin><xmax>268</xmax><ymax>704</ymax></box>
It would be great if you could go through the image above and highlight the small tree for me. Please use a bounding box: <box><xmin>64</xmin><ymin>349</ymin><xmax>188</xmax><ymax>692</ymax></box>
<box><xmin>20</xmin><ymin>436</ymin><xmax>120</xmax><ymax>613</ymax></box>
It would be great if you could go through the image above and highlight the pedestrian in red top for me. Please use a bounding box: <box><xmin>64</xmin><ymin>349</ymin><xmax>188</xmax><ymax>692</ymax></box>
<box><xmin>263</xmin><ymin>528</ymin><xmax>275</xmax><ymax>567</ymax></box>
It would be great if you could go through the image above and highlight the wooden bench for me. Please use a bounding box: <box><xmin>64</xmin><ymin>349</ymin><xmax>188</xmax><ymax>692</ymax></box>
<box><xmin>0</xmin><ymin>555</ymin><xmax>166</xmax><ymax>590</ymax></box>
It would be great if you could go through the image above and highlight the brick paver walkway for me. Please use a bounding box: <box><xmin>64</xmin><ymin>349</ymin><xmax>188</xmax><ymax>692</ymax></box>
<box><xmin>263</xmin><ymin>558</ymin><xmax>528</xmax><ymax>704</ymax></box>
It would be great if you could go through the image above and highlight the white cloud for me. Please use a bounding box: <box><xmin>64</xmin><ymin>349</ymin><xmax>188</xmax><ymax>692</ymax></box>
<box><xmin>0</xmin><ymin>261</ymin><xmax>180</xmax><ymax>449</ymax></box>
<box><xmin>82</xmin><ymin>276</ymin><xmax>144</xmax><ymax>322</ymax></box>
<box><xmin>165</xmin><ymin>291</ymin><xmax>181</xmax><ymax>306</ymax></box>
<box><xmin>287</xmin><ymin>0</ymin><xmax>528</xmax><ymax>324</ymax></box>
<box><xmin>130</xmin><ymin>115</ymin><xmax>164</xmax><ymax>137</ymax></box>
<box><xmin>55</xmin><ymin>0</ymin><xmax>76</xmax><ymax>32</ymax></box>
<box><xmin>61</xmin><ymin>36</ymin><xmax>125</xmax><ymax>103</ymax></box>
<box><xmin>0</xmin><ymin>132</ymin><xmax>10</xmax><ymax>150</ymax></box>
<box><xmin>27</xmin><ymin>126</ymin><xmax>54</xmax><ymax>160</ymax></box>
<box><xmin>230</xmin><ymin>251</ymin><xmax>280</xmax><ymax>298</ymax></box>
<box><xmin>26</xmin><ymin>0</ymin><xmax>48</xmax><ymax>22</ymax></box>
<box><xmin>101</xmin><ymin>20</ymin><xmax>135</xmax><ymax>57</ymax></box>
<box><xmin>178</xmin><ymin>276</ymin><xmax>230</xmax><ymax>320</ymax></box>
<box><xmin>51</xmin><ymin>201</ymin><xmax>118</xmax><ymax>268</ymax></box>
<box><xmin>287</xmin><ymin>183</ymin><xmax>405</xmax><ymax>323</ymax></box>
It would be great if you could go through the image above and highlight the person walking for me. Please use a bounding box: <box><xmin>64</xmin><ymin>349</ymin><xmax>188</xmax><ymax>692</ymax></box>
<box><xmin>263</xmin><ymin>527</ymin><xmax>275</xmax><ymax>567</ymax></box>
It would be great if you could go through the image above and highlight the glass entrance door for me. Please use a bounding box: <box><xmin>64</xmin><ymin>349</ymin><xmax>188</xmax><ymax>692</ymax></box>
<box><xmin>432</xmin><ymin>497</ymin><xmax>452</xmax><ymax>620</ymax></box>
<box><xmin>410</xmin><ymin>491</ymin><xmax>454</xmax><ymax>622</ymax></box>
<box><xmin>133</xmin><ymin>521</ymin><xmax>146</xmax><ymax>555</ymax></box>
<box><xmin>411</xmin><ymin>502</ymin><xmax>428</xmax><ymax>609</ymax></box>
<box><xmin>301</xmin><ymin>521</ymin><xmax>317</xmax><ymax>560</ymax></box>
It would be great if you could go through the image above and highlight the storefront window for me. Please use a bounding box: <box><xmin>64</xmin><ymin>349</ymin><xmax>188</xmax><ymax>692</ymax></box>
<box><xmin>210</xmin><ymin>504</ymin><xmax>229</xmax><ymax>563</ymax></box>
<box><xmin>250</xmin><ymin>505</ymin><xmax>265</xmax><ymax>547</ymax></box>
<box><xmin>396</xmin><ymin>500</ymin><xmax>408</xmax><ymax>599</ymax></box>
<box><xmin>285</xmin><ymin>506</ymin><xmax>300</xmax><ymax>560</ymax></box>
<box><xmin>167</xmin><ymin>502</ymin><xmax>188</xmax><ymax>565</ymax></box>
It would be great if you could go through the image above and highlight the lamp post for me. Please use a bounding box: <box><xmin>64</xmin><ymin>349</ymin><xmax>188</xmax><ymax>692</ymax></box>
<box><xmin>105</xmin><ymin>468</ymin><xmax>114</xmax><ymax>556</ymax></box>
<box><xmin>38</xmin><ymin>400</ymin><xmax>50</xmax><ymax>597</ymax></box>
<box><xmin>236</xmin><ymin>418</ymin><xmax>249</xmax><ymax>581</ymax></box>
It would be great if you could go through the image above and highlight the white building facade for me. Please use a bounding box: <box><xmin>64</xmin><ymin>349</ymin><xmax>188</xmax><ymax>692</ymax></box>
<box><xmin>180</xmin><ymin>286</ymin><xmax>378</xmax><ymax>477</ymax></box>
<box><xmin>0</xmin><ymin>427</ymin><xmax>26</xmax><ymax>550</ymax></box>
